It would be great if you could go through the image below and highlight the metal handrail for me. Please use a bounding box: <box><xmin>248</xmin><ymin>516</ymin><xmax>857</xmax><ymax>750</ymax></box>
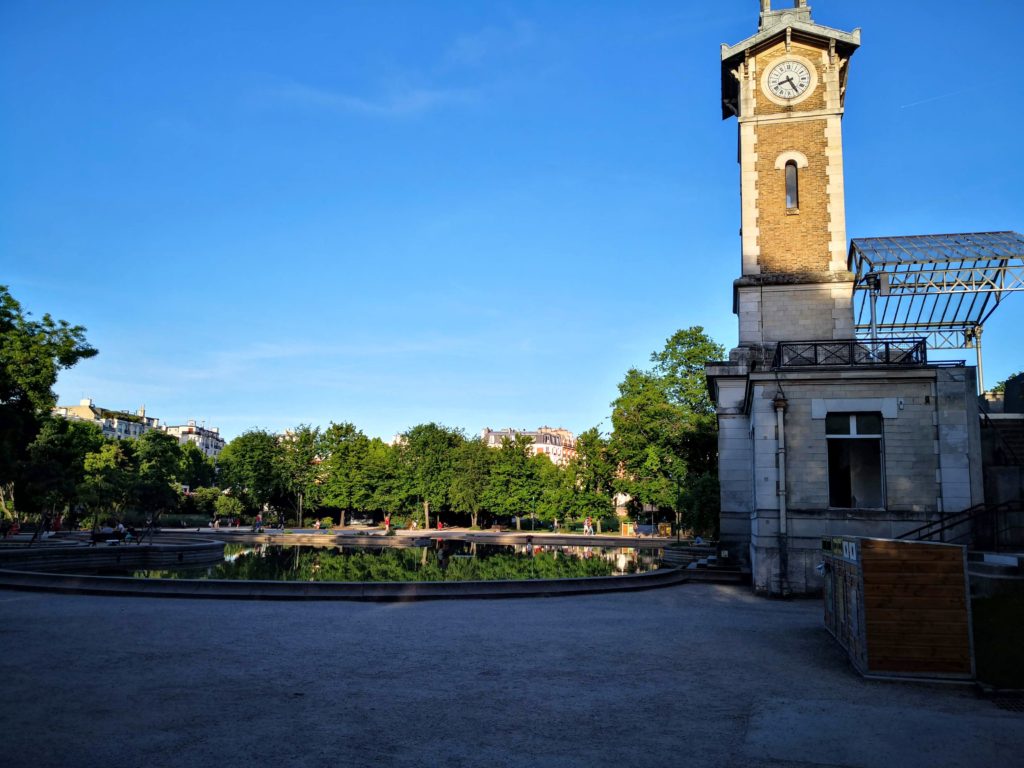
<box><xmin>898</xmin><ymin>502</ymin><xmax>988</xmax><ymax>542</ymax></box>
<box><xmin>771</xmin><ymin>337</ymin><xmax>928</xmax><ymax>369</ymax></box>
<box><xmin>978</xmin><ymin>400</ymin><xmax>1023</xmax><ymax>467</ymax></box>
<box><xmin>898</xmin><ymin>500</ymin><xmax>1022</xmax><ymax>552</ymax></box>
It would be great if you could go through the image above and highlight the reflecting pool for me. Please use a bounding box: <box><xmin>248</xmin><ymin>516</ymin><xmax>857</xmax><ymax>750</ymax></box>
<box><xmin>130</xmin><ymin>540</ymin><xmax>663</xmax><ymax>582</ymax></box>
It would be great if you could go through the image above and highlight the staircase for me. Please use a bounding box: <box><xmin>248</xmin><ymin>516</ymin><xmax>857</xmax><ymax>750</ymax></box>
<box><xmin>981</xmin><ymin>414</ymin><xmax>1024</xmax><ymax>466</ymax></box>
<box><xmin>899</xmin><ymin>501</ymin><xmax>1024</xmax><ymax>598</ymax></box>
<box><xmin>897</xmin><ymin>500</ymin><xmax>1024</xmax><ymax>553</ymax></box>
<box><xmin>661</xmin><ymin>544</ymin><xmax>750</xmax><ymax>585</ymax></box>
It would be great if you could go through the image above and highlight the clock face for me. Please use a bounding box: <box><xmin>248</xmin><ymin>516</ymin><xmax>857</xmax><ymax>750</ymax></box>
<box><xmin>767</xmin><ymin>60</ymin><xmax>812</xmax><ymax>99</ymax></box>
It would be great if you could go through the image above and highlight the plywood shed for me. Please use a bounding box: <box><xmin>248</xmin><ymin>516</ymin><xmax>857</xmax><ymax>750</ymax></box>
<box><xmin>821</xmin><ymin>537</ymin><xmax>974</xmax><ymax>679</ymax></box>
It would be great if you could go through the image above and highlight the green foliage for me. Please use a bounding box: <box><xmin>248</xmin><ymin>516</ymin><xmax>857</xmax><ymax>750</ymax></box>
<box><xmin>484</xmin><ymin>435</ymin><xmax>536</xmax><ymax>518</ymax></box>
<box><xmin>19</xmin><ymin>416</ymin><xmax>103</xmax><ymax>520</ymax></box>
<box><xmin>402</xmin><ymin>423</ymin><xmax>464</xmax><ymax>522</ymax></box>
<box><xmin>134</xmin><ymin>430</ymin><xmax>184</xmax><ymax>516</ymax></box>
<box><xmin>610</xmin><ymin>326</ymin><xmax>723</xmax><ymax>521</ymax></box>
<box><xmin>0</xmin><ymin>286</ymin><xmax>97</xmax><ymax>516</ymax></box>
<box><xmin>179</xmin><ymin>442</ymin><xmax>216</xmax><ymax>489</ymax></box>
<box><xmin>567</xmin><ymin>427</ymin><xmax>615</xmax><ymax>521</ymax></box>
<box><xmin>450</xmin><ymin>438</ymin><xmax>492</xmax><ymax>527</ymax></box>
<box><xmin>214</xmin><ymin>493</ymin><xmax>244</xmax><ymax>520</ymax></box>
<box><xmin>0</xmin><ymin>286</ymin><xmax>98</xmax><ymax>416</ymax></box>
<box><xmin>279</xmin><ymin>424</ymin><xmax>324</xmax><ymax>525</ymax></box>
<box><xmin>991</xmin><ymin>371</ymin><xmax>1023</xmax><ymax>394</ymax></box>
<box><xmin>191</xmin><ymin>486</ymin><xmax>223</xmax><ymax>517</ymax></box>
<box><xmin>320</xmin><ymin>421</ymin><xmax>370</xmax><ymax>524</ymax></box>
<box><xmin>82</xmin><ymin>440</ymin><xmax>138</xmax><ymax>523</ymax></box>
<box><xmin>362</xmin><ymin>438</ymin><xmax>405</xmax><ymax>516</ymax></box>
<box><xmin>648</xmin><ymin>326</ymin><xmax>724</xmax><ymax>416</ymax></box>
<box><xmin>192</xmin><ymin>546</ymin><xmax>621</xmax><ymax>583</ymax></box>
<box><xmin>533</xmin><ymin>453</ymin><xmax>572</xmax><ymax>523</ymax></box>
<box><xmin>679</xmin><ymin>472</ymin><xmax>719</xmax><ymax>538</ymax></box>
<box><xmin>218</xmin><ymin>429</ymin><xmax>285</xmax><ymax>513</ymax></box>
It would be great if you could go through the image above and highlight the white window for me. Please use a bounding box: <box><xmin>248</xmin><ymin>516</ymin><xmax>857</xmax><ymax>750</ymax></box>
<box><xmin>785</xmin><ymin>161</ymin><xmax>799</xmax><ymax>209</ymax></box>
<box><xmin>826</xmin><ymin>413</ymin><xmax>884</xmax><ymax>509</ymax></box>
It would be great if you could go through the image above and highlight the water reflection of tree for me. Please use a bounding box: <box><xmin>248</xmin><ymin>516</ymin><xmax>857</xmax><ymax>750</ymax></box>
<box><xmin>201</xmin><ymin>547</ymin><xmax>633</xmax><ymax>582</ymax></box>
<box><xmin>136</xmin><ymin>543</ymin><xmax>663</xmax><ymax>582</ymax></box>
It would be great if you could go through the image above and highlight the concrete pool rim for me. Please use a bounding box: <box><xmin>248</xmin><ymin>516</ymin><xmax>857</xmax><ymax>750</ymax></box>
<box><xmin>0</xmin><ymin>530</ymin><xmax>687</xmax><ymax>601</ymax></box>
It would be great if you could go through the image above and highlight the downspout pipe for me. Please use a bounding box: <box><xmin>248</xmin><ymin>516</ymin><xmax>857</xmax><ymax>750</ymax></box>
<box><xmin>774</xmin><ymin>391</ymin><xmax>790</xmax><ymax>595</ymax></box>
<box><xmin>773</xmin><ymin>392</ymin><xmax>788</xmax><ymax>536</ymax></box>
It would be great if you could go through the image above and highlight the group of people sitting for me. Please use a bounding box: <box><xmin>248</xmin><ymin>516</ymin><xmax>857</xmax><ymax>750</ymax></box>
<box><xmin>92</xmin><ymin>521</ymin><xmax>138</xmax><ymax>544</ymax></box>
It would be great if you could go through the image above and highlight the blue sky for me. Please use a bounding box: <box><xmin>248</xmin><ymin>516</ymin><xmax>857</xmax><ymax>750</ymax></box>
<box><xmin>2</xmin><ymin>1</ymin><xmax>1021</xmax><ymax>441</ymax></box>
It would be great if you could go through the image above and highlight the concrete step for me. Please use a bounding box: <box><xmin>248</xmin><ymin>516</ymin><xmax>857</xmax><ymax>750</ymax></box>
<box><xmin>968</xmin><ymin>562</ymin><xmax>1022</xmax><ymax>578</ymax></box>
<box><xmin>685</xmin><ymin>568</ymin><xmax>750</xmax><ymax>585</ymax></box>
<box><xmin>968</xmin><ymin>551</ymin><xmax>1022</xmax><ymax>566</ymax></box>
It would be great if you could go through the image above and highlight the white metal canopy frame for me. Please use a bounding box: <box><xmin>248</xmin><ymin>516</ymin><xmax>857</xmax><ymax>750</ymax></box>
<box><xmin>848</xmin><ymin>231</ymin><xmax>1024</xmax><ymax>390</ymax></box>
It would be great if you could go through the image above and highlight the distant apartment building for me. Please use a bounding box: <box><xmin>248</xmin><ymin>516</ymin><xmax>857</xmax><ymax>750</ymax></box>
<box><xmin>53</xmin><ymin>399</ymin><xmax>225</xmax><ymax>457</ymax></box>
<box><xmin>53</xmin><ymin>398</ymin><xmax>160</xmax><ymax>440</ymax></box>
<box><xmin>164</xmin><ymin>420</ymin><xmax>226</xmax><ymax>458</ymax></box>
<box><xmin>480</xmin><ymin>426</ymin><xmax>577</xmax><ymax>466</ymax></box>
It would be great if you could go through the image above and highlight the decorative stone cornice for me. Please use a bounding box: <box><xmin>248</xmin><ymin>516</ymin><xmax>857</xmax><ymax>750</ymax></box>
<box><xmin>721</xmin><ymin>3</ymin><xmax>860</xmax><ymax>120</ymax></box>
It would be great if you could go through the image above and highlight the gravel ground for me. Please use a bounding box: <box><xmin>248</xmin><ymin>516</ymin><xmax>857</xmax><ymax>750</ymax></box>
<box><xmin>1</xmin><ymin>584</ymin><xmax>1020</xmax><ymax>768</ymax></box>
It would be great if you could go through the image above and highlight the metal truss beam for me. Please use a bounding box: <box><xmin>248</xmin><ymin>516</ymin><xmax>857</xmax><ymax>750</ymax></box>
<box><xmin>875</xmin><ymin>265</ymin><xmax>1024</xmax><ymax>295</ymax></box>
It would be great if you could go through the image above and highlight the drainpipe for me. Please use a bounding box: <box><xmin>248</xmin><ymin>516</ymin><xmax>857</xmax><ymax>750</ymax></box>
<box><xmin>773</xmin><ymin>391</ymin><xmax>791</xmax><ymax>595</ymax></box>
<box><xmin>773</xmin><ymin>392</ymin><xmax>788</xmax><ymax>536</ymax></box>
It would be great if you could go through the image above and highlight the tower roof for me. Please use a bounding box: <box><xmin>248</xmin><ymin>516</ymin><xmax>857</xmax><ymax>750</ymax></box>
<box><xmin>848</xmin><ymin>232</ymin><xmax>1024</xmax><ymax>349</ymax></box>
<box><xmin>720</xmin><ymin>1</ymin><xmax>860</xmax><ymax>119</ymax></box>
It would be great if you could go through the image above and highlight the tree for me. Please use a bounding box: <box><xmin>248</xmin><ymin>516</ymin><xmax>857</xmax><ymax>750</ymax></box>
<box><xmin>363</xmin><ymin>438</ymin><xmax>404</xmax><ymax>517</ymax></box>
<box><xmin>484</xmin><ymin>435</ymin><xmax>536</xmax><ymax>527</ymax></box>
<box><xmin>532</xmin><ymin>453</ymin><xmax>572</xmax><ymax>527</ymax></box>
<box><xmin>648</xmin><ymin>326</ymin><xmax>723</xmax><ymax>416</ymax></box>
<box><xmin>82</xmin><ymin>440</ymin><xmax>139</xmax><ymax>526</ymax></box>
<box><xmin>134</xmin><ymin>430</ymin><xmax>184</xmax><ymax>522</ymax></box>
<box><xmin>217</xmin><ymin>430</ymin><xmax>285</xmax><ymax>517</ymax></box>
<box><xmin>610</xmin><ymin>369</ymin><xmax>684</xmax><ymax>513</ymax></box>
<box><xmin>320</xmin><ymin>422</ymin><xmax>370</xmax><ymax>526</ymax></box>
<box><xmin>191</xmin><ymin>486</ymin><xmax>223</xmax><ymax>519</ymax></box>
<box><xmin>280</xmin><ymin>424</ymin><xmax>324</xmax><ymax>528</ymax></box>
<box><xmin>20</xmin><ymin>416</ymin><xmax>104</xmax><ymax>527</ymax></box>
<box><xmin>680</xmin><ymin>472</ymin><xmax>720</xmax><ymax>538</ymax></box>
<box><xmin>991</xmin><ymin>371</ymin><xmax>1024</xmax><ymax>394</ymax></box>
<box><xmin>450</xmin><ymin>438</ymin><xmax>493</xmax><ymax>528</ymax></box>
<box><xmin>0</xmin><ymin>286</ymin><xmax>97</xmax><ymax>518</ymax></box>
<box><xmin>402</xmin><ymin>423</ymin><xmax>463</xmax><ymax>527</ymax></box>
<box><xmin>610</xmin><ymin>327</ymin><xmax>725</xmax><ymax>526</ymax></box>
<box><xmin>566</xmin><ymin>427</ymin><xmax>614</xmax><ymax>522</ymax></box>
<box><xmin>215</xmin><ymin>493</ymin><xmax>244</xmax><ymax>522</ymax></box>
<box><xmin>179</xmin><ymin>442</ymin><xmax>216</xmax><ymax>490</ymax></box>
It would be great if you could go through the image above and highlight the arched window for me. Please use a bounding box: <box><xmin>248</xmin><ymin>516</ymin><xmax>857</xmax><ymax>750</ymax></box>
<box><xmin>785</xmin><ymin>160</ymin><xmax>799</xmax><ymax>209</ymax></box>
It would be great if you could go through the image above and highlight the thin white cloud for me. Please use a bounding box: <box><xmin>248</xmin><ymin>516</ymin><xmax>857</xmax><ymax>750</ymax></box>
<box><xmin>445</xmin><ymin>19</ymin><xmax>536</xmax><ymax>67</ymax></box>
<box><xmin>261</xmin><ymin>80</ymin><xmax>475</xmax><ymax>117</ymax></box>
<box><xmin>69</xmin><ymin>335</ymin><xmax>481</xmax><ymax>389</ymax></box>
<box><xmin>899</xmin><ymin>90</ymin><xmax>965</xmax><ymax>110</ymax></box>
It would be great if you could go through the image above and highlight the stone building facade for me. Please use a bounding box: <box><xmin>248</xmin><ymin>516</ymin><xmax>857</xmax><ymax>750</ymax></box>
<box><xmin>164</xmin><ymin>420</ymin><xmax>226</xmax><ymax>458</ymax></box>
<box><xmin>480</xmin><ymin>426</ymin><xmax>577</xmax><ymax>466</ymax></box>
<box><xmin>53</xmin><ymin>398</ymin><xmax>161</xmax><ymax>441</ymax></box>
<box><xmin>706</xmin><ymin>2</ymin><xmax>985</xmax><ymax>595</ymax></box>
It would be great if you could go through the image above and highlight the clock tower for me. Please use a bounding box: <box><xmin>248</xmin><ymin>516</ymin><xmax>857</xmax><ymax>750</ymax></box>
<box><xmin>721</xmin><ymin>0</ymin><xmax>860</xmax><ymax>361</ymax></box>
<box><xmin>707</xmin><ymin>3</ymin><xmax>985</xmax><ymax>597</ymax></box>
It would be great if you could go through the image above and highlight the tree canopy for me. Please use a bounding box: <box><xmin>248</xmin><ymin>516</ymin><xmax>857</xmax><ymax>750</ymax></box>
<box><xmin>610</xmin><ymin>326</ymin><xmax>724</xmax><ymax>534</ymax></box>
<box><xmin>0</xmin><ymin>286</ymin><xmax>97</xmax><ymax>517</ymax></box>
<box><xmin>217</xmin><ymin>429</ymin><xmax>286</xmax><ymax>515</ymax></box>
